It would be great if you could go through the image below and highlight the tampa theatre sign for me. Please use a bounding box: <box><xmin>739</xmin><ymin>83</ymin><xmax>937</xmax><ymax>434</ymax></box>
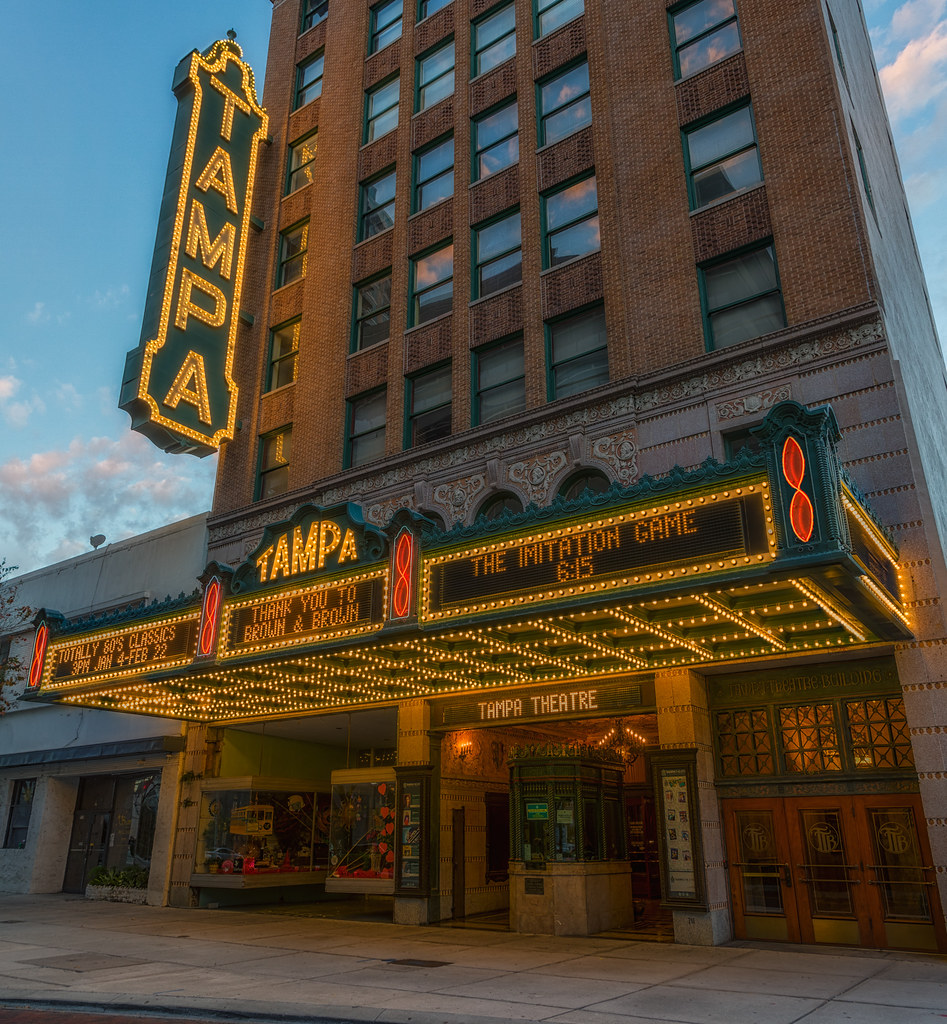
<box><xmin>120</xmin><ymin>38</ymin><xmax>268</xmax><ymax>456</ymax></box>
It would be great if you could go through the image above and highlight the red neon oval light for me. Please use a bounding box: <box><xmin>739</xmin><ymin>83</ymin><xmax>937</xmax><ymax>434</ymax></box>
<box><xmin>199</xmin><ymin>577</ymin><xmax>222</xmax><ymax>656</ymax></box>
<box><xmin>28</xmin><ymin>622</ymin><xmax>49</xmax><ymax>689</ymax></box>
<box><xmin>781</xmin><ymin>436</ymin><xmax>815</xmax><ymax>542</ymax></box>
<box><xmin>392</xmin><ymin>531</ymin><xmax>414</xmax><ymax>619</ymax></box>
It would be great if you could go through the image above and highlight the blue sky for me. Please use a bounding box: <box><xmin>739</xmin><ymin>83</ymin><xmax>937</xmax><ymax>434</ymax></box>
<box><xmin>0</xmin><ymin>1</ymin><xmax>944</xmax><ymax>575</ymax></box>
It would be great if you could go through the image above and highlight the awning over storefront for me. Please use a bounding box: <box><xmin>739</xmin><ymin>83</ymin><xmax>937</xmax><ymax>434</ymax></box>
<box><xmin>24</xmin><ymin>402</ymin><xmax>911</xmax><ymax>723</ymax></box>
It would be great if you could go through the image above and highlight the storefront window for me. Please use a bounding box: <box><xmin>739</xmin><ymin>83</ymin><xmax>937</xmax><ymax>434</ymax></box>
<box><xmin>196</xmin><ymin>789</ymin><xmax>328</xmax><ymax>874</ymax></box>
<box><xmin>328</xmin><ymin>778</ymin><xmax>396</xmax><ymax>880</ymax></box>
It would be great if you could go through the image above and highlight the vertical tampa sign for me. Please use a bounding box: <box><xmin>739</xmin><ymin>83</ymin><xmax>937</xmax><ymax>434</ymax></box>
<box><xmin>120</xmin><ymin>39</ymin><xmax>268</xmax><ymax>455</ymax></box>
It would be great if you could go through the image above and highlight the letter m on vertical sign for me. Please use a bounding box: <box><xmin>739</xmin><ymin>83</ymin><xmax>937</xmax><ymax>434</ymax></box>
<box><xmin>120</xmin><ymin>40</ymin><xmax>268</xmax><ymax>455</ymax></box>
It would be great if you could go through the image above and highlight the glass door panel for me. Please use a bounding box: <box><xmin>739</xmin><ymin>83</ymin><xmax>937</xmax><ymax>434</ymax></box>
<box><xmin>794</xmin><ymin>806</ymin><xmax>863</xmax><ymax>945</ymax></box>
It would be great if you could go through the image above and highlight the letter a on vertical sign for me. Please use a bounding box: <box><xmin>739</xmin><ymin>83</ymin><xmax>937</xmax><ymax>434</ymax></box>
<box><xmin>120</xmin><ymin>39</ymin><xmax>268</xmax><ymax>455</ymax></box>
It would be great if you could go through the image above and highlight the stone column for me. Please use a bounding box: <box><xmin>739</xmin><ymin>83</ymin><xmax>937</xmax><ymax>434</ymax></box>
<box><xmin>655</xmin><ymin>667</ymin><xmax>731</xmax><ymax>945</ymax></box>
<box><xmin>393</xmin><ymin>698</ymin><xmax>441</xmax><ymax>925</ymax></box>
<box><xmin>166</xmin><ymin>722</ymin><xmax>206</xmax><ymax>908</ymax></box>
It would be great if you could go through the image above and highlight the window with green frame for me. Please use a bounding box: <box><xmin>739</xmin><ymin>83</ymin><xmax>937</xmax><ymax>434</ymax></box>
<box><xmin>266</xmin><ymin>320</ymin><xmax>300</xmax><ymax>391</ymax></box>
<box><xmin>538</xmin><ymin>60</ymin><xmax>591</xmax><ymax>146</ymax></box>
<box><xmin>353</xmin><ymin>272</ymin><xmax>392</xmax><ymax>350</ymax></box>
<box><xmin>410</xmin><ymin>241</ymin><xmax>453</xmax><ymax>325</ymax></box>
<box><xmin>365</xmin><ymin>76</ymin><xmax>400</xmax><ymax>143</ymax></box>
<box><xmin>684</xmin><ymin>104</ymin><xmax>761</xmax><ymax>209</ymax></box>
<box><xmin>829</xmin><ymin>10</ymin><xmax>848</xmax><ymax>85</ymax></box>
<box><xmin>535</xmin><ymin>0</ymin><xmax>583</xmax><ymax>37</ymax></box>
<box><xmin>473</xmin><ymin>99</ymin><xmax>518</xmax><ymax>180</ymax></box>
<box><xmin>286</xmin><ymin>132</ymin><xmax>318</xmax><ymax>194</ymax></box>
<box><xmin>473</xmin><ymin>4</ymin><xmax>516</xmax><ymax>77</ymax></box>
<box><xmin>419</xmin><ymin>0</ymin><xmax>451</xmax><ymax>18</ymax></box>
<box><xmin>276</xmin><ymin>222</ymin><xmax>308</xmax><ymax>287</ymax></box>
<box><xmin>369</xmin><ymin>0</ymin><xmax>402</xmax><ymax>53</ymax></box>
<box><xmin>700</xmin><ymin>244</ymin><xmax>785</xmax><ymax>349</ymax></box>
<box><xmin>473</xmin><ymin>335</ymin><xmax>525</xmax><ymax>424</ymax></box>
<box><xmin>3</xmin><ymin>779</ymin><xmax>36</xmax><ymax>850</ymax></box>
<box><xmin>347</xmin><ymin>390</ymin><xmax>387</xmax><ymax>467</ymax></box>
<box><xmin>669</xmin><ymin>0</ymin><xmax>741</xmax><ymax>79</ymax></box>
<box><xmin>543</xmin><ymin>174</ymin><xmax>599</xmax><ymax>267</ymax></box>
<box><xmin>359</xmin><ymin>168</ymin><xmax>396</xmax><ymax>240</ymax></box>
<box><xmin>295</xmin><ymin>51</ymin><xmax>325</xmax><ymax>109</ymax></box>
<box><xmin>258</xmin><ymin>426</ymin><xmax>292</xmax><ymax>499</ymax></box>
<box><xmin>546</xmin><ymin>304</ymin><xmax>608</xmax><ymax>399</ymax></box>
<box><xmin>414</xmin><ymin>136</ymin><xmax>454</xmax><ymax>212</ymax></box>
<box><xmin>407</xmin><ymin>363</ymin><xmax>452</xmax><ymax>447</ymax></box>
<box><xmin>417</xmin><ymin>39</ymin><xmax>455</xmax><ymax>111</ymax></box>
<box><xmin>474</xmin><ymin>209</ymin><xmax>521</xmax><ymax>298</ymax></box>
<box><xmin>301</xmin><ymin>0</ymin><xmax>329</xmax><ymax>32</ymax></box>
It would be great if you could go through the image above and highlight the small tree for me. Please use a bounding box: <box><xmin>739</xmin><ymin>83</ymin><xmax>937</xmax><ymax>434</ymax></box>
<box><xmin>0</xmin><ymin>559</ymin><xmax>31</xmax><ymax>714</ymax></box>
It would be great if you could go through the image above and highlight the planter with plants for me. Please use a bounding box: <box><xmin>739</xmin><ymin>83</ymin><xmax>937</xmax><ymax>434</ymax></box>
<box><xmin>85</xmin><ymin>866</ymin><xmax>150</xmax><ymax>904</ymax></box>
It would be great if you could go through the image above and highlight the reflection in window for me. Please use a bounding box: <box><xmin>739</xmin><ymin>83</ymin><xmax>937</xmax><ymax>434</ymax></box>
<box><xmin>353</xmin><ymin>273</ymin><xmax>392</xmax><ymax>350</ymax></box>
<box><xmin>411</xmin><ymin>242</ymin><xmax>454</xmax><ymax>325</ymax></box>
<box><xmin>685</xmin><ymin>105</ymin><xmax>761</xmax><ymax>209</ymax></box>
<box><xmin>417</xmin><ymin>40</ymin><xmax>455</xmax><ymax>111</ymax></box>
<box><xmin>276</xmin><ymin>222</ymin><xmax>308</xmax><ymax>287</ymax></box>
<box><xmin>547</xmin><ymin>304</ymin><xmax>608</xmax><ymax>399</ymax></box>
<box><xmin>847</xmin><ymin>697</ymin><xmax>914</xmax><ymax>770</ymax></box>
<box><xmin>414</xmin><ymin>136</ymin><xmax>454</xmax><ymax>212</ymax></box>
<box><xmin>266</xmin><ymin>320</ymin><xmax>299</xmax><ymax>391</ymax></box>
<box><xmin>258</xmin><ymin>426</ymin><xmax>292</xmax><ymax>499</ymax></box>
<box><xmin>365</xmin><ymin>76</ymin><xmax>400</xmax><ymax>143</ymax></box>
<box><xmin>3</xmin><ymin>778</ymin><xmax>36</xmax><ymax>849</ymax></box>
<box><xmin>474</xmin><ymin>336</ymin><xmax>525</xmax><ymax>424</ymax></box>
<box><xmin>670</xmin><ymin>0</ymin><xmax>741</xmax><ymax>79</ymax></box>
<box><xmin>701</xmin><ymin>244</ymin><xmax>785</xmax><ymax>349</ymax></box>
<box><xmin>475</xmin><ymin>210</ymin><xmax>522</xmax><ymax>297</ymax></box>
<box><xmin>369</xmin><ymin>0</ymin><xmax>403</xmax><ymax>53</ymax></box>
<box><xmin>716</xmin><ymin>709</ymin><xmax>774</xmax><ymax>776</ymax></box>
<box><xmin>473</xmin><ymin>100</ymin><xmax>519</xmax><ymax>180</ymax></box>
<box><xmin>543</xmin><ymin>174</ymin><xmax>599</xmax><ymax>267</ymax></box>
<box><xmin>474</xmin><ymin>4</ymin><xmax>516</xmax><ymax>77</ymax></box>
<box><xmin>780</xmin><ymin>704</ymin><xmax>841</xmax><ymax>773</ymax></box>
<box><xmin>347</xmin><ymin>390</ymin><xmax>387</xmax><ymax>467</ymax></box>
<box><xmin>539</xmin><ymin>61</ymin><xmax>591</xmax><ymax>145</ymax></box>
<box><xmin>360</xmin><ymin>168</ymin><xmax>397</xmax><ymax>240</ymax></box>
<box><xmin>408</xmin><ymin>363</ymin><xmax>452</xmax><ymax>447</ymax></box>
<box><xmin>287</xmin><ymin>132</ymin><xmax>318</xmax><ymax>194</ymax></box>
<box><xmin>536</xmin><ymin>0</ymin><xmax>583</xmax><ymax>37</ymax></box>
<box><xmin>295</xmin><ymin>52</ymin><xmax>325</xmax><ymax>109</ymax></box>
<box><xmin>301</xmin><ymin>0</ymin><xmax>329</xmax><ymax>32</ymax></box>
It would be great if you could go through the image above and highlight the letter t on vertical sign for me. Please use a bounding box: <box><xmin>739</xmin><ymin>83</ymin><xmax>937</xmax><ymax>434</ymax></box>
<box><xmin>120</xmin><ymin>39</ymin><xmax>268</xmax><ymax>456</ymax></box>
<box><xmin>389</xmin><ymin>528</ymin><xmax>418</xmax><ymax>622</ymax></box>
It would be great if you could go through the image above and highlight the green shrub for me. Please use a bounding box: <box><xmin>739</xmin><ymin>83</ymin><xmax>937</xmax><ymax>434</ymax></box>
<box><xmin>88</xmin><ymin>865</ymin><xmax>149</xmax><ymax>889</ymax></box>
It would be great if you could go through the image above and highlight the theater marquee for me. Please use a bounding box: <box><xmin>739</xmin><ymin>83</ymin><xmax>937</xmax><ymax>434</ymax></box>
<box><xmin>120</xmin><ymin>38</ymin><xmax>268</xmax><ymax>456</ymax></box>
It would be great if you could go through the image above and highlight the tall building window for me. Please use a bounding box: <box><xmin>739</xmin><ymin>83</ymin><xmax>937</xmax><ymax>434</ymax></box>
<box><xmin>286</xmin><ymin>132</ymin><xmax>318</xmax><ymax>194</ymax></box>
<box><xmin>474</xmin><ymin>336</ymin><xmax>525</xmax><ymax>424</ymax></box>
<box><xmin>419</xmin><ymin>0</ymin><xmax>451</xmax><ymax>18</ymax></box>
<box><xmin>410</xmin><ymin>241</ymin><xmax>454</xmax><ymax>325</ymax></box>
<box><xmin>684</xmin><ymin>105</ymin><xmax>761</xmax><ymax>209</ymax></box>
<box><xmin>538</xmin><ymin>60</ymin><xmax>591</xmax><ymax>146</ymax></box>
<box><xmin>353</xmin><ymin>272</ymin><xmax>392</xmax><ymax>350</ymax></box>
<box><xmin>413</xmin><ymin>136</ymin><xmax>454</xmax><ymax>213</ymax></box>
<box><xmin>347</xmin><ymin>389</ymin><xmax>387</xmax><ymax>467</ymax></box>
<box><xmin>700</xmin><ymin>244</ymin><xmax>785</xmax><ymax>349</ymax></box>
<box><xmin>829</xmin><ymin>11</ymin><xmax>848</xmax><ymax>85</ymax></box>
<box><xmin>258</xmin><ymin>426</ymin><xmax>292</xmax><ymax>499</ymax></box>
<box><xmin>547</xmin><ymin>304</ymin><xmax>608</xmax><ymax>399</ymax></box>
<box><xmin>670</xmin><ymin>0</ymin><xmax>741</xmax><ymax>79</ymax></box>
<box><xmin>473</xmin><ymin>100</ymin><xmax>518</xmax><ymax>180</ymax></box>
<box><xmin>853</xmin><ymin>127</ymin><xmax>874</xmax><ymax>212</ymax></box>
<box><xmin>474</xmin><ymin>209</ymin><xmax>522</xmax><ymax>298</ymax></box>
<box><xmin>417</xmin><ymin>40</ymin><xmax>455</xmax><ymax>111</ymax></box>
<box><xmin>266</xmin><ymin>320</ymin><xmax>300</xmax><ymax>391</ymax></box>
<box><xmin>365</xmin><ymin>76</ymin><xmax>400</xmax><ymax>143</ymax></box>
<box><xmin>473</xmin><ymin>4</ymin><xmax>516</xmax><ymax>77</ymax></box>
<box><xmin>407</xmin><ymin>364</ymin><xmax>452</xmax><ymax>447</ymax></box>
<box><xmin>360</xmin><ymin>167</ymin><xmax>397</xmax><ymax>240</ymax></box>
<box><xmin>543</xmin><ymin>174</ymin><xmax>599</xmax><ymax>267</ymax></box>
<box><xmin>276</xmin><ymin>221</ymin><xmax>308</xmax><ymax>287</ymax></box>
<box><xmin>295</xmin><ymin>51</ymin><xmax>325</xmax><ymax>109</ymax></box>
<box><xmin>301</xmin><ymin>0</ymin><xmax>329</xmax><ymax>32</ymax></box>
<box><xmin>369</xmin><ymin>0</ymin><xmax>403</xmax><ymax>53</ymax></box>
<box><xmin>3</xmin><ymin>779</ymin><xmax>36</xmax><ymax>850</ymax></box>
<box><xmin>535</xmin><ymin>0</ymin><xmax>583</xmax><ymax>37</ymax></box>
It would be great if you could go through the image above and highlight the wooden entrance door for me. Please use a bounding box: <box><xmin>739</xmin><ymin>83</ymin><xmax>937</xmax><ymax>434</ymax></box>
<box><xmin>724</xmin><ymin>795</ymin><xmax>942</xmax><ymax>952</ymax></box>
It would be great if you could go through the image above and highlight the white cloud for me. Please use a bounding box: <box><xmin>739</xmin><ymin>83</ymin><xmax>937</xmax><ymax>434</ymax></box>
<box><xmin>0</xmin><ymin>432</ymin><xmax>215</xmax><ymax>574</ymax></box>
<box><xmin>879</xmin><ymin>22</ymin><xmax>947</xmax><ymax>119</ymax></box>
<box><xmin>89</xmin><ymin>284</ymin><xmax>130</xmax><ymax>309</ymax></box>
<box><xmin>891</xmin><ymin>0</ymin><xmax>947</xmax><ymax>40</ymax></box>
<box><xmin>25</xmin><ymin>302</ymin><xmax>49</xmax><ymax>325</ymax></box>
<box><xmin>0</xmin><ymin>376</ymin><xmax>20</xmax><ymax>402</ymax></box>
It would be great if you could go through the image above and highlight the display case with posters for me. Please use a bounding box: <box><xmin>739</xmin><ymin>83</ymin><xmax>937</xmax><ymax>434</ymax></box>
<box><xmin>651</xmin><ymin>751</ymin><xmax>707</xmax><ymax>908</ymax></box>
<box><xmin>326</xmin><ymin>768</ymin><xmax>397</xmax><ymax>893</ymax></box>
<box><xmin>194</xmin><ymin>783</ymin><xmax>330</xmax><ymax>883</ymax></box>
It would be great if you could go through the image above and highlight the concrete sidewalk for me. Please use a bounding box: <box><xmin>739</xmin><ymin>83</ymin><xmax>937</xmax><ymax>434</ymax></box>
<box><xmin>0</xmin><ymin>894</ymin><xmax>945</xmax><ymax>1024</ymax></box>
